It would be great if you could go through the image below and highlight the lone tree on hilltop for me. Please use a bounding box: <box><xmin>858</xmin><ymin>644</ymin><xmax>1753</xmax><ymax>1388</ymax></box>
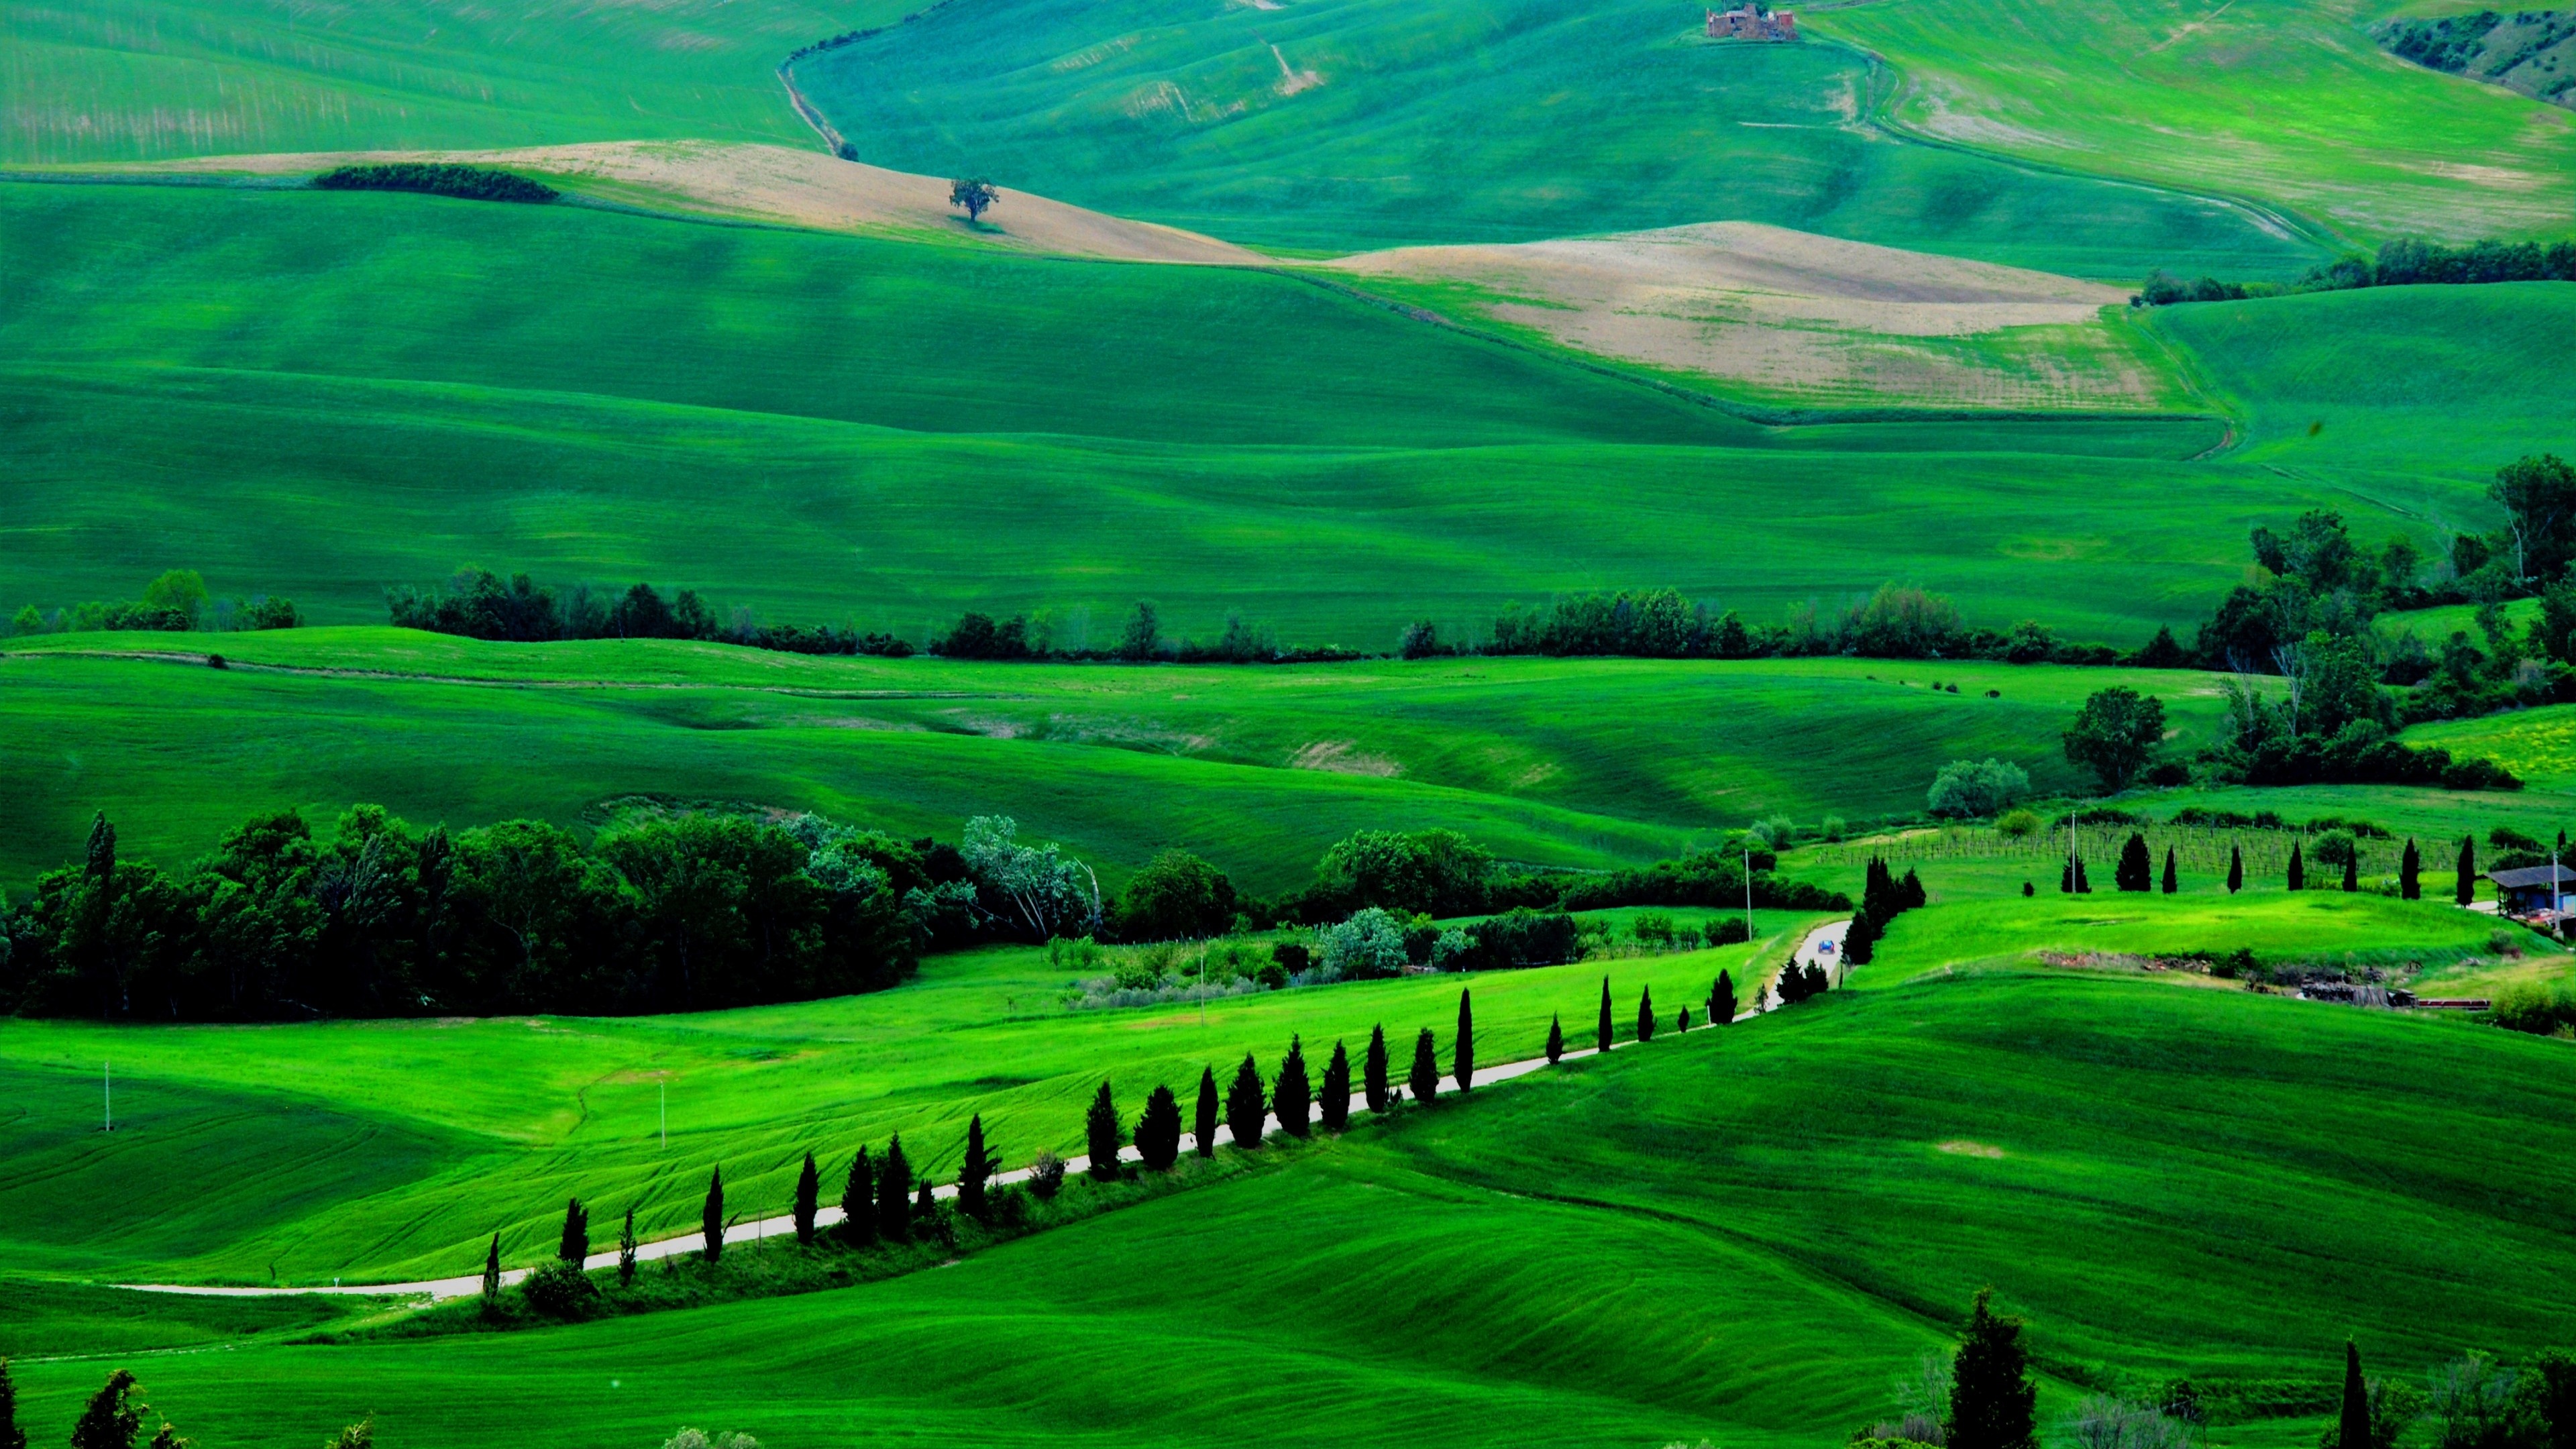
<box><xmin>1275</xmin><ymin>1036</ymin><xmax>1313</xmax><ymax>1138</ymax></box>
<box><xmin>1597</xmin><ymin>977</ymin><xmax>1614</xmax><ymax>1051</ymax></box>
<box><xmin>2162</xmin><ymin>847</ymin><xmax>2179</xmax><ymax>894</ymax></box>
<box><xmin>1136</xmin><ymin>1085</ymin><xmax>1183</xmax><ymax>1171</ymax></box>
<box><xmin>960</xmin><ymin>1114</ymin><xmax>999</xmax><ymax>1220</ymax></box>
<box><xmin>2401</xmin><ymin>839</ymin><xmax>2421</xmax><ymax>900</ymax></box>
<box><xmin>1195</xmin><ymin>1065</ymin><xmax>1220</xmax><ymax>1156</ymax></box>
<box><xmin>2229</xmin><ymin>843</ymin><xmax>2244</xmax><ymax>894</ymax></box>
<box><xmin>1637</xmin><ymin>985</ymin><xmax>1657</xmax><ymax>1042</ymax></box>
<box><xmin>0</xmin><ymin>1356</ymin><xmax>25</xmax><ymax>1449</ymax></box>
<box><xmin>949</xmin><ymin>177</ymin><xmax>1000</xmax><ymax>222</ymax></box>
<box><xmin>2288</xmin><ymin>842</ymin><xmax>2306</xmax><ymax>892</ymax></box>
<box><xmin>1945</xmin><ymin>1289</ymin><xmax>2037</xmax><ymax>1449</ymax></box>
<box><xmin>2457</xmin><ymin>835</ymin><xmax>2477</xmax><ymax>906</ymax></box>
<box><xmin>2062</xmin><ymin>686</ymin><xmax>2166</xmax><ymax>792</ymax></box>
<box><xmin>559</xmin><ymin>1196</ymin><xmax>589</xmax><ymax>1267</ymax></box>
<box><xmin>701</xmin><ymin>1167</ymin><xmax>725</xmax><ymax>1262</ymax></box>
<box><xmin>841</xmin><ymin>1146</ymin><xmax>877</xmax><ymax>1246</ymax></box>
<box><xmin>1713</xmin><ymin>969</ymin><xmax>1737</xmax><ymax>1024</ymax></box>
<box><xmin>2334</xmin><ymin>1341</ymin><xmax>2371</xmax><ymax>1449</ymax></box>
<box><xmin>1364</xmin><ymin>1025</ymin><xmax>1391</xmax><ymax>1113</ymax></box>
<box><xmin>69</xmin><ymin>1369</ymin><xmax>143</xmax><ymax>1449</ymax></box>
<box><xmin>794</xmin><ymin>1152</ymin><xmax>821</xmax><ymax>1243</ymax></box>
<box><xmin>1085</xmin><ymin>1081</ymin><xmax>1122</xmax><ymax>1180</ymax></box>
<box><xmin>1454</xmin><ymin>989</ymin><xmax>1476</xmax><ymax>1091</ymax></box>
<box><xmin>877</xmin><ymin>1134</ymin><xmax>912</xmax><ymax>1242</ymax></box>
<box><xmin>1546</xmin><ymin>1012</ymin><xmax>1564</xmax><ymax>1063</ymax></box>
<box><xmin>1409</xmin><ymin>1027</ymin><xmax>1440</xmax><ymax>1105</ymax></box>
<box><xmin>1320</xmin><ymin>1040</ymin><xmax>1352</xmax><ymax>1130</ymax></box>
<box><xmin>1227</xmin><ymin>1053</ymin><xmax>1267</xmax><ymax>1146</ymax></box>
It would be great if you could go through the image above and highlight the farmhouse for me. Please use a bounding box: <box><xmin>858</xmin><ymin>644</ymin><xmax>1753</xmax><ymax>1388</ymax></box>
<box><xmin>2486</xmin><ymin>863</ymin><xmax>2576</xmax><ymax>920</ymax></box>
<box><xmin>1707</xmin><ymin>3</ymin><xmax>1798</xmax><ymax>40</ymax></box>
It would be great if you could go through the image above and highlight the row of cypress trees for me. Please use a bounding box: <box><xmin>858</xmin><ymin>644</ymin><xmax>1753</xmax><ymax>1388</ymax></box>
<box><xmin>1842</xmin><ymin>857</ymin><xmax>1924</xmax><ymax>966</ymax></box>
<box><xmin>2062</xmin><ymin>832</ymin><xmax>2475</xmax><ymax>902</ymax></box>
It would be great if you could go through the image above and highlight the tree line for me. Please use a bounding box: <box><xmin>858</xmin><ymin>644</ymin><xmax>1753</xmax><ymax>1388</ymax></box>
<box><xmin>2136</xmin><ymin>233</ymin><xmax>2576</xmax><ymax>305</ymax></box>
<box><xmin>9</xmin><ymin>569</ymin><xmax>298</xmax><ymax>637</ymax></box>
<box><xmin>386</xmin><ymin>569</ymin><xmax>914</xmax><ymax>657</ymax></box>
<box><xmin>314</xmin><ymin>163</ymin><xmax>557</xmax><ymax>204</ymax></box>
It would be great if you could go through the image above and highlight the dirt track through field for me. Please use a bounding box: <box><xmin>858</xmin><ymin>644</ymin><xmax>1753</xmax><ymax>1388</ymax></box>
<box><xmin>115</xmin><ymin>920</ymin><xmax>1847</xmax><ymax>1301</ymax></box>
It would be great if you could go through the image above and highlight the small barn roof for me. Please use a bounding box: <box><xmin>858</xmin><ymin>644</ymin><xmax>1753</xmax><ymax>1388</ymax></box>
<box><xmin>2486</xmin><ymin>864</ymin><xmax>2576</xmax><ymax>889</ymax></box>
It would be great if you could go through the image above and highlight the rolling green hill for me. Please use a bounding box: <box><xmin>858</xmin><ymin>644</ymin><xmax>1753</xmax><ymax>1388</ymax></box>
<box><xmin>8</xmin><ymin>963</ymin><xmax>2569</xmax><ymax>1449</ymax></box>
<box><xmin>0</xmin><ymin>0</ymin><xmax>892</xmax><ymax>166</ymax></box>
<box><xmin>794</xmin><ymin>0</ymin><xmax>2328</xmax><ymax>275</ymax></box>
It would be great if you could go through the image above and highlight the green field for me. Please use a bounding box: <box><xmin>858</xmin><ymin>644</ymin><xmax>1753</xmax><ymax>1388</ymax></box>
<box><xmin>1819</xmin><ymin>0</ymin><xmax>2576</xmax><ymax>244</ymax></box>
<box><xmin>792</xmin><ymin>0</ymin><xmax>2326</xmax><ymax>274</ymax></box>
<box><xmin>0</xmin><ymin>629</ymin><xmax>2274</xmax><ymax>890</ymax></box>
<box><xmin>0</xmin><ymin>0</ymin><xmax>898</xmax><ymax>166</ymax></box>
<box><xmin>7</xmin><ymin>960</ymin><xmax>2571</xmax><ymax>1448</ymax></box>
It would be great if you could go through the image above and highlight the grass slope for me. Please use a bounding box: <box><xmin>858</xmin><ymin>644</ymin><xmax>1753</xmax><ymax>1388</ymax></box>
<box><xmin>1820</xmin><ymin>0</ymin><xmax>2576</xmax><ymax>241</ymax></box>
<box><xmin>10</xmin><ymin>967</ymin><xmax>2571</xmax><ymax>1449</ymax></box>
<box><xmin>0</xmin><ymin>922</ymin><xmax>1823</xmax><ymax>1283</ymax></box>
<box><xmin>0</xmin><ymin>631</ymin><xmax>2259</xmax><ymax>890</ymax></box>
<box><xmin>794</xmin><ymin>0</ymin><xmax>2327</xmax><ymax>274</ymax></box>
<box><xmin>0</xmin><ymin>0</ymin><xmax>895</xmax><ymax>166</ymax></box>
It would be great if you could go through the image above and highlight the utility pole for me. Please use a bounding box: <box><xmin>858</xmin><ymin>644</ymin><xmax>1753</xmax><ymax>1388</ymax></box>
<box><xmin>1743</xmin><ymin>842</ymin><xmax>1755</xmax><ymax>944</ymax></box>
<box><xmin>659</xmin><ymin>1081</ymin><xmax>666</xmax><ymax>1148</ymax></box>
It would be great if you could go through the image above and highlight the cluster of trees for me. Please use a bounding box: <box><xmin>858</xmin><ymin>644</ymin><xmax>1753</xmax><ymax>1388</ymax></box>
<box><xmin>9</xmin><ymin>570</ymin><xmax>298</xmax><ymax>637</ymax></box>
<box><xmin>1928</xmin><ymin>758</ymin><xmax>2032</xmax><ymax>818</ymax></box>
<box><xmin>1266</xmin><ymin>828</ymin><xmax>1850</xmax><ymax>928</ymax></box>
<box><xmin>1464</xmin><ymin>586</ymin><xmax>2137</xmax><ymax>666</ymax></box>
<box><xmin>1838</xmin><ymin>857</ymin><xmax>1923</xmax><ymax>967</ymax></box>
<box><xmin>0</xmin><ymin>1360</ymin><xmax>378</xmax><ymax>1449</ymax></box>
<box><xmin>2137</xmin><ymin>233</ymin><xmax>2576</xmax><ymax>305</ymax></box>
<box><xmin>314</xmin><ymin>164</ymin><xmax>556</xmax><ymax>203</ymax></box>
<box><xmin>0</xmin><ymin>810</ymin><xmax>1148</xmax><ymax>1021</ymax></box>
<box><xmin>386</xmin><ymin>569</ymin><xmax>914</xmax><ymax>657</ymax></box>
<box><xmin>928</xmin><ymin>603</ymin><xmax>1363</xmax><ymax>665</ymax></box>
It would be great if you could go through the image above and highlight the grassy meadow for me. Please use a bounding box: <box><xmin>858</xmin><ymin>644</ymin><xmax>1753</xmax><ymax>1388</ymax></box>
<box><xmin>7</xmin><ymin>961</ymin><xmax>2571</xmax><ymax>1449</ymax></box>
<box><xmin>793</xmin><ymin>0</ymin><xmax>2326</xmax><ymax>275</ymax></box>
<box><xmin>0</xmin><ymin>0</ymin><xmax>897</xmax><ymax>166</ymax></box>
<box><xmin>1817</xmin><ymin>0</ymin><xmax>2576</xmax><ymax>242</ymax></box>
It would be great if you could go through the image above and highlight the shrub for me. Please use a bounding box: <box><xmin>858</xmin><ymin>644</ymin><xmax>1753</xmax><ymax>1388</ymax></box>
<box><xmin>1996</xmin><ymin>809</ymin><xmax>2040</xmax><ymax>839</ymax></box>
<box><xmin>521</xmin><ymin>1260</ymin><xmax>600</xmax><ymax>1320</ymax></box>
<box><xmin>1927</xmin><ymin>759</ymin><xmax>2031</xmax><ymax>819</ymax></box>
<box><xmin>1026</xmin><ymin>1149</ymin><xmax>1066</xmax><ymax>1199</ymax></box>
<box><xmin>314</xmin><ymin>162</ymin><xmax>558</xmax><ymax>203</ymax></box>
<box><xmin>1315</xmin><ymin>906</ymin><xmax>1413</xmax><ymax>979</ymax></box>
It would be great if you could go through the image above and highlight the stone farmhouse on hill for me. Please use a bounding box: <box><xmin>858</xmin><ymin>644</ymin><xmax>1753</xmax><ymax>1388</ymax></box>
<box><xmin>1707</xmin><ymin>3</ymin><xmax>1797</xmax><ymax>40</ymax></box>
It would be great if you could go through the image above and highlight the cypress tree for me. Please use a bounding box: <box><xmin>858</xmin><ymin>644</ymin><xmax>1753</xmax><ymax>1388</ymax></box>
<box><xmin>2228</xmin><ymin>843</ymin><xmax>2244</xmax><ymax>894</ymax></box>
<box><xmin>959</xmin><ymin>1115</ymin><xmax>997</xmax><ymax>1220</ymax></box>
<box><xmin>2116</xmin><ymin>832</ymin><xmax>2151</xmax><ymax>892</ymax></box>
<box><xmin>1454</xmin><ymin>989</ymin><xmax>1476</xmax><ymax>1091</ymax></box>
<box><xmin>1195</xmin><ymin>1065</ymin><xmax>1220</xmax><ymax>1156</ymax></box>
<box><xmin>1678</xmin><ymin>1004</ymin><xmax>1692</xmax><ymax>1032</ymax></box>
<box><xmin>1546</xmin><ymin>1012</ymin><xmax>1564</xmax><ymax>1063</ymax></box>
<box><xmin>2288</xmin><ymin>842</ymin><xmax>2305</xmax><ymax>891</ymax></box>
<box><xmin>1084</xmin><ymin>1080</ymin><xmax>1122</xmax><ymax>1180</ymax></box>
<box><xmin>2336</xmin><ymin>1340</ymin><xmax>2370</xmax><ymax>1449</ymax></box>
<box><xmin>1843</xmin><ymin>910</ymin><xmax>1876</xmax><ymax>967</ymax></box>
<box><xmin>1596</xmin><ymin>977</ymin><xmax>1614</xmax><ymax>1051</ymax></box>
<box><xmin>700</xmin><ymin>1167</ymin><xmax>724</xmax><ymax>1262</ymax></box>
<box><xmin>480</xmin><ymin>1233</ymin><xmax>500</xmax><ymax>1301</ymax></box>
<box><xmin>2161</xmin><ymin>847</ymin><xmax>2178</xmax><ymax>895</ymax></box>
<box><xmin>914</xmin><ymin>1179</ymin><xmax>934</xmax><ymax>1222</ymax></box>
<box><xmin>793</xmin><ymin>1152</ymin><xmax>821</xmax><ymax>1243</ymax></box>
<box><xmin>1408</xmin><ymin>1027</ymin><xmax>1440</xmax><ymax>1105</ymax></box>
<box><xmin>1136</xmin><ymin>1084</ymin><xmax>1183</xmax><ymax>1170</ymax></box>
<box><xmin>558</xmin><ymin>1196</ymin><xmax>589</xmax><ymax>1267</ymax></box>
<box><xmin>1713</xmin><ymin>969</ymin><xmax>1737</xmax><ymax>1024</ymax></box>
<box><xmin>1275</xmin><ymin>1036</ymin><xmax>1313</xmax><ymax>1138</ymax></box>
<box><xmin>68</xmin><ymin>1369</ymin><xmax>141</xmax><ymax>1449</ymax></box>
<box><xmin>1364</xmin><ymin>1025</ymin><xmax>1391</xmax><ymax>1112</ymax></box>
<box><xmin>2400</xmin><ymin>839</ymin><xmax>2422</xmax><ymax>900</ymax></box>
<box><xmin>1945</xmin><ymin>1288</ymin><xmax>2037</xmax><ymax>1449</ymax></box>
<box><xmin>841</xmin><ymin>1146</ymin><xmax>877</xmax><ymax>1245</ymax></box>
<box><xmin>1636</xmin><ymin>985</ymin><xmax>1656</xmax><ymax>1042</ymax></box>
<box><xmin>877</xmin><ymin>1134</ymin><xmax>912</xmax><ymax>1242</ymax></box>
<box><xmin>1226</xmin><ymin>1053</ymin><xmax>1266</xmax><ymax>1146</ymax></box>
<box><xmin>0</xmin><ymin>1356</ymin><xmax>24</xmax><ymax>1449</ymax></box>
<box><xmin>1321</xmin><ymin>1040</ymin><xmax>1352</xmax><ymax>1130</ymax></box>
<box><xmin>618</xmin><ymin>1206</ymin><xmax>637</xmax><ymax>1286</ymax></box>
<box><xmin>1901</xmin><ymin>867</ymin><xmax>1927</xmax><ymax>910</ymax></box>
<box><xmin>2342</xmin><ymin>851</ymin><xmax>2359</xmax><ymax>893</ymax></box>
<box><xmin>2456</xmin><ymin>835</ymin><xmax>2476</xmax><ymax>906</ymax></box>
<box><xmin>2059</xmin><ymin>855</ymin><xmax>2091</xmax><ymax>893</ymax></box>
